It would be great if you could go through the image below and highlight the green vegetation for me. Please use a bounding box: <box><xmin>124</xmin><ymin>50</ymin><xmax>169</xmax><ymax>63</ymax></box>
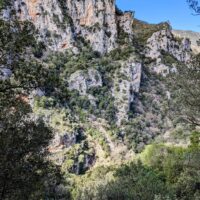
<box><xmin>0</xmin><ymin>0</ymin><xmax>11</xmax><ymax>10</ymax></box>
<box><xmin>87</xmin><ymin>128</ymin><xmax>111</xmax><ymax>156</ymax></box>
<box><xmin>132</xmin><ymin>19</ymin><xmax>170</xmax><ymax>45</ymax></box>
<box><xmin>62</xmin><ymin>141</ymin><xmax>95</xmax><ymax>175</ymax></box>
<box><xmin>1</xmin><ymin>1</ymin><xmax>200</xmax><ymax>199</ymax></box>
<box><xmin>120</xmin><ymin>66</ymin><xmax>171</xmax><ymax>152</ymax></box>
<box><xmin>0</xmin><ymin>19</ymin><xmax>67</xmax><ymax>199</ymax></box>
<box><xmin>161</xmin><ymin>50</ymin><xmax>179</xmax><ymax>66</ymax></box>
<box><xmin>108</xmin><ymin>46</ymin><xmax>135</xmax><ymax>60</ymax></box>
<box><xmin>140</xmin><ymin>134</ymin><xmax>200</xmax><ymax>200</ymax></box>
<box><xmin>44</xmin><ymin>43</ymin><xmax>99</xmax><ymax>77</ymax></box>
<box><xmin>169</xmin><ymin>54</ymin><xmax>200</xmax><ymax>126</ymax></box>
<box><xmin>88</xmin><ymin>87</ymin><xmax>116</xmax><ymax>124</ymax></box>
<box><xmin>57</xmin><ymin>0</ymin><xmax>73</xmax><ymax>26</ymax></box>
<box><xmin>72</xmin><ymin>161</ymin><xmax>167</xmax><ymax>200</ymax></box>
<box><xmin>37</xmin><ymin>41</ymin><xmax>124</xmax><ymax>125</ymax></box>
<box><xmin>71</xmin><ymin>132</ymin><xmax>200</xmax><ymax>200</ymax></box>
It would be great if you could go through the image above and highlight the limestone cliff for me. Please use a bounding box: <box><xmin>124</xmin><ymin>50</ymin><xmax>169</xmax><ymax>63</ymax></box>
<box><xmin>11</xmin><ymin>0</ymin><xmax>75</xmax><ymax>51</ymax></box>
<box><xmin>113</xmin><ymin>58</ymin><xmax>142</xmax><ymax>125</ymax></box>
<box><xmin>1</xmin><ymin>1</ymin><xmax>193</xmax><ymax>127</ymax></box>
<box><xmin>68</xmin><ymin>68</ymin><xmax>102</xmax><ymax>95</ymax></box>
<box><xmin>2</xmin><ymin>0</ymin><xmax>134</xmax><ymax>54</ymax></box>
<box><xmin>66</xmin><ymin>0</ymin><xmax>118</xmax><ymax>53</ymax></box>
<box><xmin>146</xmin><ymin>29</ymin><xmax>191</xmax><ymax>63</ymax></box>
<box><xmin>172</xmin><ymin>29</ymin><xmax>200</xmax><ymax>54</ymax></box>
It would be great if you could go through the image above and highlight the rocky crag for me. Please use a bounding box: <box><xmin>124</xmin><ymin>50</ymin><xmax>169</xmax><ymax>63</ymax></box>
<box><xmin>2</xmin><ymin>0</ymin><xmax>134</xmax><ymax>54</ymax></box>
<box><xmin>173</xmin><ymin>29</ymin><xmax>200</xmax><ymax>54</ymax></box>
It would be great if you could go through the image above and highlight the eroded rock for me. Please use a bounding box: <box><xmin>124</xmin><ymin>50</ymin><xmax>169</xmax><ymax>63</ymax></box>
<box><xmin>113</xmin><ymin>58</ymin><xmax>142</xmax><ymax>125</ymax></box>
<box><xmin>68</xmin><ymin>68</ymin><xmax>102</xmax><ymax>95</ymax></box>
<box><xmin>146</xmin><ymin>29</ymin><xmax>191</xmax><ymax>63</ymax></box>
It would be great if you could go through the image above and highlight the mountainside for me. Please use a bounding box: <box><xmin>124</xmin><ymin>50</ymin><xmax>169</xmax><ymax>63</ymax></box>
<box><xmin>2</xmin><ymin>0</ymin><xmax>134</xmax><ymax>54</ymax></box>
<box><xmin>173</xmin><ymin>29</ymin><xmax>200</xmax><ymax>54</ymax></box>
<box><xmin>0</xmin><ymin>0</ymin><xmax>194</xmax><ymax>171</ymax></box>
<box><xmin>1</xmin><ymin>1</ymin><xmax>200</xmax><ymax>199</ymax></box>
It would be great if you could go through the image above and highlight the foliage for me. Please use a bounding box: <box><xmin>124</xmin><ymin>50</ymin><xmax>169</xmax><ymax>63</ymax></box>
<box><xmin>0</xmin><ymin>2</ymin><xmax>199</xmax><ymax>199</ymax></box>
<box><xmin>0</xmin><ymin>18</ymin><xmax>67</xmax><ymax>199</ymax></box>
<box><xmin>0</xmin><ymin>95</ymin><xmax>64</xmax><ymax>199</ymax></box>
<box><xmin>39</xmin><ymin>44</ymin><xmax>122</xmax><ymax>125</ymax></box>
<box><xmin>62</xmin><ymin>141</ymin><xmax>95</xmax><ymax>175</ymax></box>
<box><xmin>87</xmin><ymin>128</ymin><xmax>110</xmax><ymax>156</ymax></box>
<box><xmin>57</xmin><ymin>0</ymin><xmax>73</xmax><ymax>26</ymax></box>
<box><xmin>108</xmin><ymin>46</ymin><xmax>135</xmax><ymax>60</ymax></box>
<box><xmin>72</xmin><ymin>166</ymin><xmax>115</xmax><ymax>200</ymax></box>
<box><xmin>44</xmin><ymin>45</ymin><xmax>99</xmax><ymax>78</ymax></box>
<box><xmin>73</xmin><ymin>134</ymin><xmax>200</xmax><ymax>200</ymax></box>
<box><xmin>187</xmin><ymin>0</ymin><xmax>200</xmax><ymax>14</ymax></box>
<box><xmin>140</xmin><ymin>135</ymin><xmax>200</xmax><ymax>200</ymax></box>
<box><xmin>169</xmin><ymin>54</ymin><xmax>200</xmax><ymax>126</ymax></box>
<box><xmin>161</xmin><ymin>50</ymin><xmax>179</xmax><ymax>66</ymax></box>
<box><xmin>132</xmin><ymin>19</ymin><xmax>170</xmax><ymax>46</ymax></box>
<box><xmin>0</xmin><ymin>0</ymin><xmax>11</xmax><ymax>10</ymax></box>
<box><xmin>0</xmin><ymin>19</ymin><xmax>50</xmax><ymax>93</ymax></box>
<box><xmin>88</xmin><ymin>87</ymin><xmax>116</xmax><ymax>124</ymax></box>
<box><xmin>121</xmin><ymin>66</ymin><xmax>171</xmax><ymax>152</ymax></box>
<box><xmin>72</xmin><ymin>161</ymin><xmax>170</xmax><ymax>200</ymax></box>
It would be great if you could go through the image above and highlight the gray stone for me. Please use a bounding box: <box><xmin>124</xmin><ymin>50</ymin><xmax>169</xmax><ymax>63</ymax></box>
<box><xmin>68</xmin><ymin>68</ymin><xmax>102</xmax><ymax>95</ymax></box>
<box><xmin>0</xmin><ymin>68</ymin><xmax>12</xmax><ymax>80</ymax></box>
<box><xmin>3</xmin><ymin>0</ymin><xmax>134</xmax><ymax>54</ymax></box>
<box><xmin>113</xmin><ymin>58</ymin><xmax>142</xmax><ymax>125</ymax></box>
<box><xmin>146</xmin><ymin>29</ymin><xmax>191</xmax><ymax>63</ymax></box>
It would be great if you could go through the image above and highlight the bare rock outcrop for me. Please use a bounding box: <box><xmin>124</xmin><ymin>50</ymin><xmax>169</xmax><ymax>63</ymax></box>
<box><xmin>117</xmin><ymin>11</ymin><xmax>134</xmax><ymax>40</ymax></box>
<box><xmin>66</xmin><ymin>0</ymin><xmax>118</xmax><ymax>54</ymax></box>
<box><xmin>1</xmin><ymin>0</ymin><xmax>135</xmax><ymax>54</ymax></box>
<box><xmin>113</xmin><ymin>57</ymin><xmax>142</xmax><ymax>125</ymax></box>
<box><xmin>172</xmin><ymin>29</ymin><xmax>200</xmax><ymax>54</ymax></box>
<box><xmin>11</xmin><ymin>0</ymin><xmax>75</xmax><ymax>51</ymax></box>
<box><xmin>68</xmin><ymin>68</ymin><xmax>102</xmax><ymax>95</ymax></box>
<box><xmin>146</xmin><ymin>29</ymin><xmax>191</xmax><ymax>63</ymax></box>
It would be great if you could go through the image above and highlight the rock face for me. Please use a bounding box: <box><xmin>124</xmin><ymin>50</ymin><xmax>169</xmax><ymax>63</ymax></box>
<box><xmin>50</xmin><ymin>127</ymin><xmax>95</xmax><ymax>174</ymax></box>
<box><xmin>1</xmin><ymin>1</ymin><xmax>191</xmax><ymax>127</ymax></box>
<box><xmin>117</xmin><ymin>11</ymin><xmax>134</xmax><ymax>40</ymax></box>
<box><xmin>66</xmin><ymin>0</ymin><xmax>118</xmax><ymax>54</ymax></box>
<box><xmin>152</xmin><ymin>61</ymin><xmax>172</xmax><ymax>76</ymax></box>
<box><xmin>146</xmin><ymin>29</ymin><xmax>191</xmax><ymax>62</ymax></box>
<box><xmin>68</xmin><ymin>68</ymin><xmax>102</xmax><ymax>95</ymax></box>
<box><xmin>2</xmin><ymin>0</ymin><xmax>134</xmax><ymax>54</ymax></box>
<box><xmin>172</xmin><ymin>29</ymin><xmax>200</xmax><ymax>54</ymax></box>
<box><xmin>68</xmin><ymin>59</ymin><xmax>142</xmax><ymax>126</ymax></box>
<box><xmin>50</xmin><ymin>131</ymin><xmax>79</xmax><ymax>153</ymax></box>
<box><xmin>11</xmin><ymin>0</ymin><xmax>75</xmax><ymax>51</ymax></box>
<box><xmin>113</xmin><ymin>57</ymin><xmax>142</xmax><ymax>125</ymax></box>
<box><xmin>0</xmin><ymin>68</ymin><xmax>12</xmax><ymax>80</ymax></box>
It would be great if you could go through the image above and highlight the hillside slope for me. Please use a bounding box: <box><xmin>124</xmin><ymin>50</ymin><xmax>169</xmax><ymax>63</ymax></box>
<box><xmin>0</xmin><ymin>1</ymin><xmax>198</xmax><ymax>196</ymax></box>
<box><xmin>173</xmin><ymin>29</ymin><xmax>200</xmax><ymax>54</ymax></box>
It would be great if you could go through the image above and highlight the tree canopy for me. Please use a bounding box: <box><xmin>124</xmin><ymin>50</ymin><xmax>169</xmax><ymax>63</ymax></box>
<box><xmin>0</xmin><ymin>15</ymin><xmax>67</xmax><ymax>199</ymax></box>
<box><xmin>187</xmin><ymin>0</ymin><xmax>200</xmax><ymax>14</ymax></box>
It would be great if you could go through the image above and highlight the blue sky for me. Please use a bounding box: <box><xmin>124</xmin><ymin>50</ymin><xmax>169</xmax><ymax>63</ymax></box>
<box><xmin>116</xmin><ymin>0</ymin><xmax>200</xmax><ymax>32</ymax></box>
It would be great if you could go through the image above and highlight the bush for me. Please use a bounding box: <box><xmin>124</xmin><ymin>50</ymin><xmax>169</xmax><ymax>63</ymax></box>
<box><xmin>73</xmin><ymin>161</ymin><xmax>169</xmax><ymax>200</ymax></box>
<box><xmin>140</xmin><ymin>139</ymin><xmax>200</xmax><ymax>200</ymax></box>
